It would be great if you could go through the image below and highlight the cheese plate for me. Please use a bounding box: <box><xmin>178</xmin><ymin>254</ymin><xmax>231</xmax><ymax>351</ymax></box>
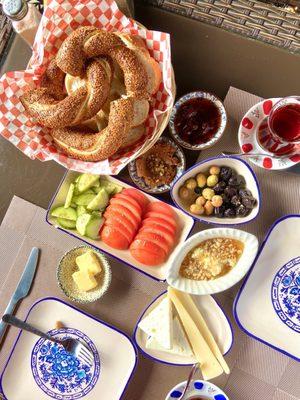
<box><xmin>47</xmin><ymin>171</ymin><xmax>195</xmax><ymax>281</ymax></box>
<box><xmin>134</xmin><ymin>291</ymin><xmax>233</xmax><ymax>366</ymax></box>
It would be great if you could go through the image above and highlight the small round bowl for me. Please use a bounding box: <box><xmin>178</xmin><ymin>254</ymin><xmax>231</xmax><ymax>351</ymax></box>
<box><xmin>170</xmin><ymin>155</ymin><xmax>261</xmax><ymax>226</ymax></box>
<box><xmin>128</xmin><ymin>136</ymin><xmax>186</xmax><ymax>194</ymax></box>
<box><xmin>57</xmin><ymin>245</ymin><xmax>112</xmax><ymax>304</ymax></box>
<box><xmin>165</xmin><ymin>380</ymin><xmax>229</xmax><ymax>400</ymax></box>
<box><xmin>166</xmin><ymin>227</ymin><xmax>259</xmax><ymax>296</ymax></box>
<box><xmin>168</xmin><ymin>91</ymin><xmax>227</xmax><ymax>151</ymax></box>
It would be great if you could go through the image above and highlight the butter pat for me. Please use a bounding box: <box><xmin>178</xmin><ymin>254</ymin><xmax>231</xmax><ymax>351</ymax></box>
<box><xmin>72</xmin><ymin>270</ymin><xmax>98</xmax><ymax>292</ymax></box>
<box><xmin>76</xmin><ymin>250</ymin><xmax>102</xmax><ymax>276</ymax></box>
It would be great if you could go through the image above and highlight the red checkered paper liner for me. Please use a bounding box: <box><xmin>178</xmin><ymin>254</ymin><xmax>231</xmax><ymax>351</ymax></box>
<box><xmin>0</xmin><ymin>0</ymin><xmax>173</xmax><ymax>175</ymax></box>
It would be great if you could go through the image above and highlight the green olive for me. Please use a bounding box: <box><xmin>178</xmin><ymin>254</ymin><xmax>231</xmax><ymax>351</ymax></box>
<box><xmin>196</xmin><ymin>196</ymin><xmax>206</xmax><ymax>206</ymax></box>
<box><xmin>207</xmin><ymin>175</ymin><xmax>219</xmax><ymax>187</ymax></box>
<box><xmin>202</xmin><ymin>188</ymin><xmax>215</xmax><ymax>200</ymax></box>
<box><xmin>196</xmin><ymin>173</ymin><xmax>207</xmax><ymax>188</ymax></box>
<box><xmin>204</xmin><ymin>200</ymin><xmax>214</xmax><ymax>216</ymax></box>
<box><xmin>190</xmin><ymin>203</ymin><xmax>204</xmax><ymax>215</ymax></box>
<box><xmin>179</xmin><ymin>186</ymin><xmax>193</xmax><ymax>200</ymax></box>
<box><xmin>185</xmin><ymin>178</ymin><xmax>197</xmax><ymax>190</ymax></box>
<box><xmin>211</xmin><ymin>195</ymin><xmax>223</xmax><ymax>207</ymax></box>
<box><xmin>209</xmin><ymin>166</ymin><xmax>220</xmax><ymax>175</ymax></box>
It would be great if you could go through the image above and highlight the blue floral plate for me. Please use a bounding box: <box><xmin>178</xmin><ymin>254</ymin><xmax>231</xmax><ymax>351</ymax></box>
<box><xmin>234</xmin><ymin>215</ymin><xmax>300</xmax><ymax>361</ymax></box>
<box><xmin>165</xmin><ymin>380</ymin><xmax>229</xmax><ymax>400</ymax></box>
<box><xmin>128</xmin><ymin>136</ymin><xmax>186</xmax><ymax>194</ymax></box>
<box><xmin>0</xmin><ymin>297</ymin><xmax>137</xmax><ymax>399</ymax></box>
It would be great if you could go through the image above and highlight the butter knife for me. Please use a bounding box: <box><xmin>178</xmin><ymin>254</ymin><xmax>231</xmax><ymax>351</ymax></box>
<box><xmin>0</xmin><ymin>247</ymin><xmax>39</xmax><ymax>344</ymax></box>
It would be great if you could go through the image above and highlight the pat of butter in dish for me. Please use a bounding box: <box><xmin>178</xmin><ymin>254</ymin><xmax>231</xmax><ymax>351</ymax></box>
<box><xmin>72</xmin><ymin>270</ymin><xmax>98</xmax><ymax>292</ymax></box>
<box><xmin>76</xmin><ymin>250</ymin><xmax>102</xmax><ymax>275</ymax></box>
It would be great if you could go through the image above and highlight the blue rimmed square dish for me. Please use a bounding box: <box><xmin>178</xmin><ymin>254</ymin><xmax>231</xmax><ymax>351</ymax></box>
<box><xmin>234</xmin><ymin>215</ymin><xmax>300</xmax><ymax>361</ymax></box>
<box><xmin>0</xmin><ymin>297</ymin><xmax>137</xmax><ymax>399</ymax></box>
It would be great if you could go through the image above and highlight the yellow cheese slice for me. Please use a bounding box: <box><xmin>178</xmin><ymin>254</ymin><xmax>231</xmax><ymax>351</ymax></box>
<box><xmin>168</xmin><ymin>287</ymin><xmax>223</xmax><ymax>380</ymax></box>
<box><xmin>72</xmin><ymin>270</ymin><xmax>98</xmax><ymax>292</ymax></box>
<box><xmin>169</xmin><ymin>288</ymin><xmax>230</xmax><ymax>374</ymax></box>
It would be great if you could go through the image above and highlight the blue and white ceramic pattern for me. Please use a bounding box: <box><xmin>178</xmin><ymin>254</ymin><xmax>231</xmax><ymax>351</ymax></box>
<box><xmin>168</xmin><ymin>91</ymin><xmax>227</xmax><ymax>151</ymax></box>
<box><xmin>128</xmin><ymin>136</ymin><xmax>186</xmax><ymax>194</ymax></box>
<box><xmin>31</xmin><ymin>328</ymin><xmax>100</xmax><ymax>399</ymax></box>
<box><xmin>271</xmin><ymin>256</ymin><xmax>300</xmax><ymax>333</ymax></box>
<box><xmin>165</xmin><ymin>380</ymin><xmax>229</xmax><ymax>400</ymax></box>
<box><xmin>234</xmin><ymin>215</ymin><xmax>300</xmax><ymax>361</ymax></box>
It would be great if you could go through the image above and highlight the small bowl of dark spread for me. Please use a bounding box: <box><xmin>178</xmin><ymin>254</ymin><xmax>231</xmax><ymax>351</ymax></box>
<box><xmin>169</xmin><ymin>91</ymin><xmax>227</xmax><ymax>151</ymax></box>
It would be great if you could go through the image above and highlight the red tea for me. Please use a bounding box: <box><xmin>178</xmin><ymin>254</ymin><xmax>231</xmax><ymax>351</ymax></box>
<box><xmin>269</xmin><ymin>103</ymin><xmax>300</xmax><ymax>143</ymax></box>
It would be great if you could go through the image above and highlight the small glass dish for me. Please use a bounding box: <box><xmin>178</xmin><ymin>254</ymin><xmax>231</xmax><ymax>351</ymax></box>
<box><xmin>57</xmin><ymin>245</ymin><xmax>112</xmax><ymax>304</ymax></box>
<box><xmin>169</xmin><ymin>91</ymin><xmax>227</xmax><ymax>151</ymax></box>
<box><xmin>128</xmin><ymin>136</ymin><xmax>186</xmax><ymax>194</ymax></box>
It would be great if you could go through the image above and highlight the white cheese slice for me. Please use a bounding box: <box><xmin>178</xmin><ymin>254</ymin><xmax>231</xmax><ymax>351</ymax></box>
<box><xmin>146</xmin><ymin>316</ymin><xmax>193</xmax><ymax>357</ymax></box>
<box><xmin>138</xmin><ymin>297</ymin><xmax>173</xmax><ymax>349</ymax></box>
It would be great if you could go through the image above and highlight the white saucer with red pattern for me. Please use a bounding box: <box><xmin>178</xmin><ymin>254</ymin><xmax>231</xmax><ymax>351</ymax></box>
<box><xmin>238</xmin><ymin>98</ymin><xmax>300</xmax><ymax>170</ymax></box>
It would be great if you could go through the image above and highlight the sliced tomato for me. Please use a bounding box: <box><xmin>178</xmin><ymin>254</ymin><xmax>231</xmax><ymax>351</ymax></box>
<box><xmin>130</xmin><ymin>238</ymin><xmax>166</xmax><ymax>256</ymax></box>
<box><xmin>142</xmin><ymin>217</ymin><xmax>176</xmax><ymax>235</ymax></box>
<box><xmin>105</xmin><ymin>204</ymin><xmax>140</xmax><ymax>228</ymax></box>
<box><xmin>130</xmin><ymin>248</ymin><xmax>165</xmax><ymax>266</ymax></box>
<box><xmin>122</xmin><ymin>188</ymin><xmax>149</xmax><ymax>214</ymax></box>
<box><xmin>113</xmin><ymin>193</ymin><xmax>142</xmax><ymax>215</ymax></box>
<box><xmin>144</xmin><ymin>212</ymin><xmax>177</xmax><ymax>230</ymax></box>
<box><xmin>103</xmin><ymin>219</ymin><xmax>135</xmax><ymax>243</ymax></box>
<box><xmin>110</xmin><ymin>198</ymin><xmax>142</xmax><ymax>222</ymax></box>
<box><xmin>104</xmin><ymin>209</ymin><xmax>138</xmax><ymax>233</ymax></box>
<box><xmin>101</xmin><ymin>226</ymin><xmax>130</xmax><ymax>250</ymax></box>
<box><xmin>147</xmin><ymin>202</ymin><xmax>175</xmax><ymax>218</ymax></box>
<box><xmin>135</xmin><ymin>231</ymin><xmax>170</xmax><ymax>255</ymax></box>
<box><xmin>138</xmin><ymin>225</ymin><xmax>175</xmax><ymax>248</ymax></box>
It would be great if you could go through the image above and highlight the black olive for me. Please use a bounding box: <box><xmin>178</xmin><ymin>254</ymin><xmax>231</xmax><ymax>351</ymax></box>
<box><xmin>219</xmin><ymin>166</ymin><xmax>232</xmax><ymax>182</ymax></box>
<box><xmin>231</xmin><ymin>195</ymin><xmax>242</xmax><ymax>207</ymax></box>
<box><xmin>214</xmin><ymin>205</ymin><xmax>226</xmax><ymax>217</ymax></box>
<box><xmin>242</xmin><ymin>197</ymin><xmax>257</xmax><ymax>209</ymax></box>
<box><xmin>224</xmin><ymin>186</ymin><xmax>237</xmax><ymax>198</ymax></box>
<box><xmin>236</xmin><ymin>204</ymin><xmax>250</xmax><ymax>217</ymax></box>
<box><xmin>194</xmin><ymin>187</ymin><xmax>202</xmax><ymax>194</ymax></box>
<box><xmin>239</xmin><ymin>188</ymin><xmax>253</xmax><ymax>198</ymax></box>
<box><xmin>224</xmin><ymin>208</ymin><xmax>236</xmax><ymax>218</ymax></box>
<box><xmin>213</xmin><ymin>181</ymin><xmax>226</xmax><ymax>194</ymax></box>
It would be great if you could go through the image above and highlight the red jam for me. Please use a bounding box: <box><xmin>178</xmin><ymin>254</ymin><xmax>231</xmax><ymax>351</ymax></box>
<box><xmin>174</xmin><ymin>97</ymin><xmax>221</xmax><ymax>146</ymax></box>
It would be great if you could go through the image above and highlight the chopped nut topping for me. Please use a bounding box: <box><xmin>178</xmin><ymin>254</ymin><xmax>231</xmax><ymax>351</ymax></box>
<box><xmin>180</xmin><ymin>238</ymin><xmax>244</xmax><ymax>281</ymax></box>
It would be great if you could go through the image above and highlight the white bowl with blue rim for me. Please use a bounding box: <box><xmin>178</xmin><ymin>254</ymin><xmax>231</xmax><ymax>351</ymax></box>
<box><xmin>128</xmin><ymin>136</ymin><xmax>186</xmax><ymax>194</ymax></box>
<box><xmin>171</xmin><ymin>156</ymin><xmax>261</xmax><ymax>225</ymax></box>
<box><xmin>166</xmin><ymin>228</ymin><xmax>259</xmax><ymax>296</ymax></box>
<box><xmin>134</xmin><ymin>290</ymin><xmax>233</xmax><ymax>365</ymax></box>
<box><xmin>168</xmin><ymin>91</ymin><xmax>227</xmax><ymax>151</ymax></box>
<box><xmin>165</xmin><ymin>379</ymin><xmax>229</xmax><ymax>400</ymax></box>
<box><xmin>234</xmin><ymin>214</ymin><xmax>300</xmax><ymax>361</ymax></box>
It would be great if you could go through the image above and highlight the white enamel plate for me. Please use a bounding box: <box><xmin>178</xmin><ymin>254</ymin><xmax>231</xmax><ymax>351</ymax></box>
<box><xmin>234</xmin><ymin>215</ymin><xmax>300</xmax><ymax>361</ymax></box>
<box><xmin>134</xmin><ymin>291</ymin><xmax>233</xmax><ymax>366</ymax></box>
<box><xmin>1</xmin><ymin>298</ymin><xmax>137</xmax><ymax>399</ymax></box>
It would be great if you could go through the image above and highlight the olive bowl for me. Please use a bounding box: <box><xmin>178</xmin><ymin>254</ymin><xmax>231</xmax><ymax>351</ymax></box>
<box><xmin>170</xmin><ymin>155</ymin><xmax>261</xmax><ymax>226</ymax></box>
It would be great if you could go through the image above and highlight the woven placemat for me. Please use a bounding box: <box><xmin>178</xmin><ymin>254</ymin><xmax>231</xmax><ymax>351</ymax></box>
<box><xmin>140</xmin><ymin>0</ymin><xmax>300</xmax><ymax>53</ymax></box>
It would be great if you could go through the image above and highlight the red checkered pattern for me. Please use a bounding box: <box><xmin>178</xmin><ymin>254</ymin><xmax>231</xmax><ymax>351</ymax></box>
<box><xmin>0</xmin><ymin>0</ymin><xmax>173</xmax><ymax>175</ymax></box>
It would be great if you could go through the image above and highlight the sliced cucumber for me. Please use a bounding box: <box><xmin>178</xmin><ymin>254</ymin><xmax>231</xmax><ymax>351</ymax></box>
<box><xmin>91</xmin><ymin>210</ymin><xmax>102</xmax><ymax>218</ymax></box>
<box><xmin>64</xmin><ymin>183</ymin><xmax>75</xmax><ymax>209</ymax></box>
<box><xmin>70</xmin><ymin>202</ymin><xmax>77</xmax><ymax>208</ymax></box>
<box><xmin>73</xmin><ymin>193</ymin><xmax>96</xmax><ymax>206</ymax></box>
<box><xmin>87</xmin><ymin>188</ymin><xmax>109</xmax><ymax>211</ymax></box>
<box><xmin>99</xmin><ymin>179</ymin><xmax>123</xmax><ymax>195</ymax></box>
<box><xmin>76</xmin><ymin>213</ymin><xmax>92</xmax><ymax>236</ymax></box>
<box><xmin>77</xmin><ymin>205</ymin><xmax>88</xmax><ymax>216</ymax></box>
<box><xmin>85</xmin><ymin>216</ymin><xmax>103</xmax><ymax>240</ymax></box>
<box><xmin>57</xmin><ymin>218</ymin><xmax>76</xmax><ymax>229</ymax></box>
<box><xmin>51</xmin><ymin>206</ymin><xmax>77</xmax><ymax>221</ymax></box>
<box><xmin>77</xmin><ymin>174</ymin><xmax>100</xmax><ymax>193</ymax></box>
<box><xmin>92</xmin><ymin>180</ymin><xmax>100</xmax><ymax>188</ymax></box>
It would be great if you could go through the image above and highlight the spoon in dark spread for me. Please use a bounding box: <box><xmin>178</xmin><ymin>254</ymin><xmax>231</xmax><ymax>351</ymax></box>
<box><xmin>178</xmin><ymin>363</ymin><xmax>200</xmax><ymax>400</ymax></box>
